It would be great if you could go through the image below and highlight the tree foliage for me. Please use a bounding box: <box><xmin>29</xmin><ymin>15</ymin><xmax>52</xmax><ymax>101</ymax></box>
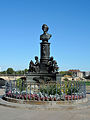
<box><xmin>60</xmin><ymin>71</ymin><xmax>72</xmax><ymax>76</ymax></box>
<box><xmin>7</xmin><ymin>68</ymin><xmax>14</xmax><ymax>74</ymax></box>
<box><xmin>0</xmin><ymin>68</ymin><xmax>28</xmax><ymax>75</ymax></box>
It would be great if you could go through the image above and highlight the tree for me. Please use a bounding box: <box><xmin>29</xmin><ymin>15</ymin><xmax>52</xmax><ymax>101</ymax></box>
<box><xmin>0</xmin><ymin>71</ymin><xmax>7</xmax><ymax>74</ymax></box>
<box><xmin>16</xmin><ymin>70</ymin><xmax>23</xmax><ymax>75</ymax></box>
<box><xmin>60</xmin><ymin>71</ymin><xmax>72</xmax><ymax>76</ymax></box>
<box><xmin>7</xmin><ymin>68</ymin><xmax>14</xmax><ymax>74</ymax></box>
<box><xmin>24</xmin><ymin>69</ymin><xmax>28</xmax><ymax>74</ymax></box>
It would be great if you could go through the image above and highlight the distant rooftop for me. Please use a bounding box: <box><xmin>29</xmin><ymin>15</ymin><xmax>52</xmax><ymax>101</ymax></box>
<box><xmin>69</xmin><ymin>69</ymin><xmax>80</xmax><ymax>72</ymax></box>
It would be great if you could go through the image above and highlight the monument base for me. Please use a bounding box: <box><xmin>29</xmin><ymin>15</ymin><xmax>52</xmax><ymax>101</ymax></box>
<box><xmin>26</xmin><ymin>73</ymin><xmax>61</xmax><ymax>83</ymax></box>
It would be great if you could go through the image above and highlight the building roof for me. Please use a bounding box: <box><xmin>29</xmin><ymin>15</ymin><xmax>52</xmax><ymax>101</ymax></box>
<box><xmin>69</xmin><ymin>69</ymin><xmax>80</xmax><ymax>72</ymax></box>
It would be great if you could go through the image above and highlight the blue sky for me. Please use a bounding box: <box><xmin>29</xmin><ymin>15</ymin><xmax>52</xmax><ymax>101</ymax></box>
<box><xmin>0</xmin><ymin>0</ymin><xmax>90</xmax><ymax>71</ymax></box>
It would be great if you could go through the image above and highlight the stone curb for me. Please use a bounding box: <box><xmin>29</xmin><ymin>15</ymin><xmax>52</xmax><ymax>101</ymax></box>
<box><xmin>0</xmin><ymin>95</ymin><xmax>88</xmax><ymax>111</ymax></box>
<box><xmin>2</xmin><ymin>96</ymin><xmax>88</xmax><ymax>105</ymax></box>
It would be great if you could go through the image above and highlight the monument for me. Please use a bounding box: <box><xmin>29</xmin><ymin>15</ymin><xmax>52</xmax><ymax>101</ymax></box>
<box><xmin>27</xmin><ymin>24</ymin><xmax>60</xmax><ymax>83</ymax></box>
<box><xmin>4</xmin><ymin>24</ymin><xmax>86</xmax><ymax>103</ymax></box>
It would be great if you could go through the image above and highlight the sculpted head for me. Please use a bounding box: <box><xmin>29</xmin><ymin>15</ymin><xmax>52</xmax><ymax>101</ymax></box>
<box><xmin>50</xmin><ymin>56</ymin><xmax>54</xmax><ymax>61</ymax></box>
<box><xmin>35</xmin><ymin>56</ymin><xmax>38</xmax><ymax>60</ymax></box>
<box><xmin>42</xmin><ymin>24</ymin><xmax>49</xmax><ymax>33</ymax></box>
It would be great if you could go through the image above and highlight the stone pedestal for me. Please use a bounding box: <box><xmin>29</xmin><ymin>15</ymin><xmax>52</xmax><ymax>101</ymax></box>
<box><xmin>26</xmin><ymin>73</ymin><xmax>56</xmax><ymax>83</ymax></box>
<box><xmin>40</xmin><ymin>42</ymin><xmax>50</xmax><ymax>73</ymax></box>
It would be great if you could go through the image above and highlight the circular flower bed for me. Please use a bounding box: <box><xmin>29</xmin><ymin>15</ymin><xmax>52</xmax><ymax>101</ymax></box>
<box><xmin>5</xmin><ymin>90</ymin><xmax>84</xmax><ymax>101</ymax></box>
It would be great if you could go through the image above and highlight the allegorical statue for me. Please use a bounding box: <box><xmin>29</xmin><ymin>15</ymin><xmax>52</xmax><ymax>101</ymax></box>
<box><xmin>34</xmin><ymin>56</ymin><xmax>40</xmax><ymax>72</ymax></box>
<box><xmin>29</xmin><ymin>56</ymin><xmax>40</xmax><ymax>73</ymax></box>
<box><xmin>53</xmin><ymin>60</ymin><xmax>59</xmax><ymax>72</ymax></box>
<box><xmin>47</xmin><ymin>56</ymin><xmax>59</xmax><ymax>73</ymax></box>
<box><xmin>29</xmin><ymin>60</ymin><xmax>35</xmax><ymax>72</ymax></box>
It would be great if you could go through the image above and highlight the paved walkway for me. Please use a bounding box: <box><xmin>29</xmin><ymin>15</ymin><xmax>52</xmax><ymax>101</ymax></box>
<box><xmin>0</xmin><ymin>89</ymin><xmax>90</xmax><ymax>120</ymax></box>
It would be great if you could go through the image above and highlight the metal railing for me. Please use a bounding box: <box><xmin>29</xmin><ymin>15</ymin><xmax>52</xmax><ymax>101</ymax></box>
<box><xmin>5</xmin><ymin>79</ymin><xmax>86</xmax><ymax>101</ymax></box>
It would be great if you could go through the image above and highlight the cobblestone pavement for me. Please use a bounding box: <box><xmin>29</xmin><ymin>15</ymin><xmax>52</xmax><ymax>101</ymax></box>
<box><xmin>0</xmin><ymin>89</ymin><xmax>90</xmax><ymax>120</ymax></box>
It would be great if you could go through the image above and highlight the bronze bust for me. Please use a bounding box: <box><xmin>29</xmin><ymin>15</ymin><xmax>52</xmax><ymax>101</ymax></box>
<box><xmin>40</xmin><ymin>24</ymin><xmax>52</xmax><ymax>42</ymax></box>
